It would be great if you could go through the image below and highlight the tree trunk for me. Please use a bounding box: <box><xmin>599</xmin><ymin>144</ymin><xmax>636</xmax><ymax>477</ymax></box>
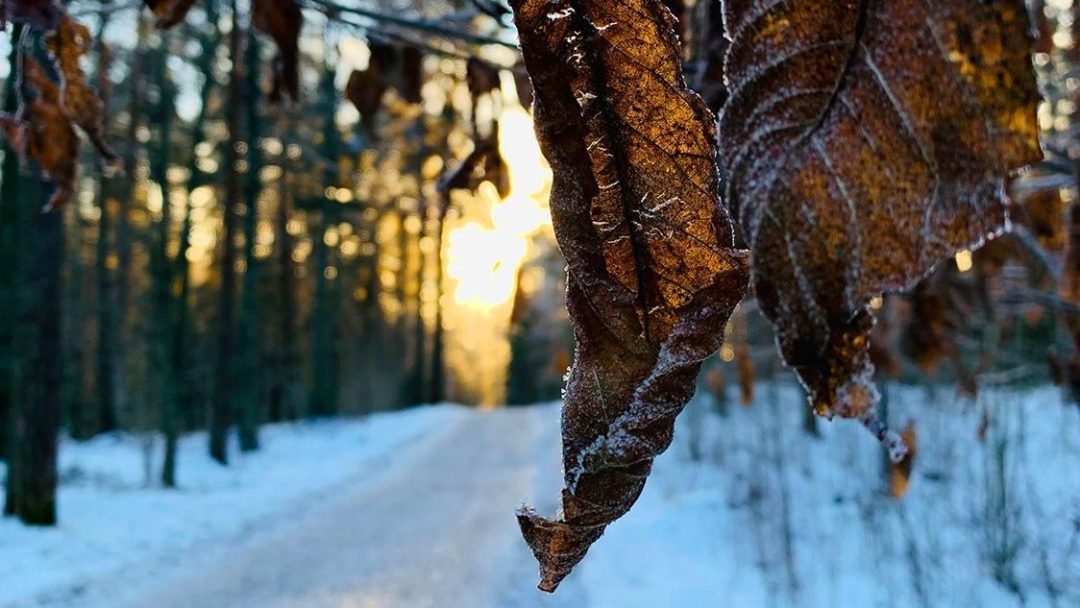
<box><xmin>0</xmin><ymin>33</ymin><xmax>21</xmax><ymax>466</ymax></box>
<box><xmin>164</xmin><ymin>0</ymin><xmax>220</xmax><ymax>484</ymax></box>
<box><xmin>8</xmin><ymin>168</ymin><xmax>63</xmax><ymax>525</ymax></box>
<box><xmin>270</xmin><ymin>145</ymin><xmax>300</xmax><ymax>422</ymax></box>
<box><xmin>92</xmin><ymin>16</ymin><xmax>120</xmax><ymax>436</ymax></box>
<box><xmin>150</xmin><ymin>43</ymin><xmax>179</xmax><ymax>487</ymax></box>
<box><xmin>430</xmin><ymin>197</ymin><xmax>448</xmax><ymax>405</ymax></box>
<box><xmin>236</xmin><ymin>31</ymin><xmax>262</xmax><ymax>452</ymax></box>
<box><xmin>210</xmin><ymin>0</ymin><xmax>244</xmax><ymax>464</ymax></box>
<box><xmin>309</xmin><ymin>62</ymin><xmax>342</xmax><ymax>418</ymax></box>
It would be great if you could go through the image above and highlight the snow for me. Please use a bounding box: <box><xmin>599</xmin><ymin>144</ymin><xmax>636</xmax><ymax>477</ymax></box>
<box><xmin>584</xmin><ymin>383</ymin><xmax>1080</xmax><ymax>608</ymax></box>
<box><xmin>1</xmin><ymin>385</ymin><xmax>1077</xmax><ymax>607</ymax></box>
<box><xmin>0</xmin><ymin>405</ymin><xmax>469</xmax><ymax>608</ymax></box>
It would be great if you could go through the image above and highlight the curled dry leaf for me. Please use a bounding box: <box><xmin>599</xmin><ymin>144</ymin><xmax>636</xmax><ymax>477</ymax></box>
<box><xmin>46</xmin><ymin>13</ymin><xmax>121</xmax><ymax>171</ymax></box>
<box><xmin>395</xmin><ymin>45</ymin><xmax>424</xmax><ymax>104</ymax></box>
<box><xmin>144</xmin><ymin>0</ymin><xmax>199</xmax><ymax>29</ymax></box>
<box><xmin>736</xmin><ymin>343</ymin><xmax>755</xmax><ymax>405</ymax></box>
<box><xmin>253</xmin><ymin>0</ymin><xmax>303</xmax><ymax>102</ymax></box>
<box><xmin>0</xmin><ymin>57</ymin><xmax>80</xmax><ymax>210</ymax></box>
<box><xmin>465</xmin><ymin>56</ymin><xmax>500</xmax><ymax>99</ymax></box>
<box><xmin>345</xmin><ymin>67</ymin><xmax>386</xmax><ymax>131</ymax></box>
<box><xmin>344</xmin><ymin>42</ymin><xmax>425</xmax><ymax>128</ymax></box>
<box><xmin>1060</xmin><ymin>203</ymin><xmax>1080</xmax><ymax>402</ymax></box>
<box><xmin>512</xmin><ymin>66</ymin><xmax>533</xmax><ymax>108</ymax></box>
<box><xmin>510</xmin><ymin>0</ymin><xmax>749</xmax><ymax>592</ymax></box>
<box><xmin>719</xmin><ymin>0</ymin><xmax>1041</xmax><ymax>454</ymax></box>
<box><xmin>889</xmin><ymin>422</ymin><xmax>918</xmax><ymax>499</ymax></box>
<box><xmin>436</xmin><ymin>128</ymin><xmax>509</xmax><ymax>200</ymax></box>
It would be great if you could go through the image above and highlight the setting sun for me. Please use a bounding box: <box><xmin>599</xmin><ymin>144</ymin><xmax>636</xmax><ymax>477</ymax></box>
<box><xmin>444</xmin><ymin>104</ymin><xmax>552</xmax><ymax>311</ymax></box>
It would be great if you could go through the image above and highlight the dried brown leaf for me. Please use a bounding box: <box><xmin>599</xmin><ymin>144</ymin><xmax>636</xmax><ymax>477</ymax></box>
<box><xmin>510</xmin><ymin>0</ymin><xmax>749</xmax><ymax>592</ymax></box>
<box><xmin>720</xmin><ymin>0</ymin><xmax>1041</xmax><ymax>450</ymax></box>
<box><xmin>144</xmin><ymin>0</ymin><xmax>199</xmax><ymax>29</ymax></box>
<box><xmin>253</xmin><ymin>0</ymin><xmax>302</xmax><ymax>102</ymax></box>
<box><xmin>889</xmin><ymin>423</ymin><xmax>918</xmax><ymax>499</ymax></box>
<box><xmin>2</xmin><ymin>57</ymin><xmax>80</xmax><ymax>210</ymax></box>
<box><xmin>345</xmin><ymin>67</ymin><xmax>386</xmax><ymax>131</ymax></box>
<box><xmin>46</xmin><ymin>13</ymin><xmax>121</xmax><ymax>171</ymax></box>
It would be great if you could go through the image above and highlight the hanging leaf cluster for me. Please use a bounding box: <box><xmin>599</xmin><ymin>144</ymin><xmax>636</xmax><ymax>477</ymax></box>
<box><xmin>252</xmin><ymin>0</ymin><xmax>303</xmax><ymax>102</ymax></box>
<box><xmin>506</xmin><ymin>0</ymin><xmax>1044</xmax><ymax>593</ymax></box>
<box><xmin>143</xmin><ymin>0</ymin><xmax>199</xmax><ymax>29</ymax></box>
<box><xmin>0</xmin><ymin>9</ymin><xmax>119</xmax><ymax>209</ymax></box>
<box><xmin>437</xmin><ymin>124</ymin><xmax>510</xmax><ymax>201</ymax></box>
<box><xmin>509</xmin><ymin>0</ymin><xmax>749</xmax><ymax>592</ymax></box>
<box><xmin>718</xmin><ymin>0</ymin><xmax>1041</xmax><ymax>453</ymax></box>
<box><xmin>345</xmin><ymin>41</ymin><xmax>425</xmax><ymax>131</ymax></box>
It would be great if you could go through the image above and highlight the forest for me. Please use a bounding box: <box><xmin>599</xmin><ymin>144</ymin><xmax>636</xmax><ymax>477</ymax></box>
<box><xmin>0</xmin><ymin>0</ymin><xmax>1077</xmax><ymax>606</ymax></box>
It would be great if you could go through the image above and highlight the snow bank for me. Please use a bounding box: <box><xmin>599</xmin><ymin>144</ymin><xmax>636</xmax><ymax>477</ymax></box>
<box><xmin>579</xmin><ymin>383</ymin><xmax>1080</xmax><ymax>608</ymax></box>
<box><xmin>0</xmin><ymin>405</ymin><xmax>467</xmax><ymax>607</ymax></box>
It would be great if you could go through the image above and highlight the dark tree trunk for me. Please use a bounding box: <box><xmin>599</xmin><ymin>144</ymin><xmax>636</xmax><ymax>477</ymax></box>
<box><xmin>430</xmin><ymin>197</ymin><xmax>448</xmax><ymax>405</ymax></box>
<box><xmin>92</xmin><ymin>17</ymin><xmax>120</xmax><ymax>436</ymax></box>
<box><xmin>210</xmin><ymin>0</ymin><xmax>244</xmax><ymax>464</ymax></box>
<box><xmin>7</xmin><ymin>166</ymin><xmax>63</xmax><ymax>525</ymax></box>
<box><xmin>309</xmin><ymin>62</ymin><xmax>343</xmax><ymax>418</ymax></box>
<box><xmin>165</xmin><ymin>0</ymin><xmax>220</xmax><ymax>484</ymax></box>
<box><xmin>270</xmin><ymin>149</ymin><xmax>300</xmax><ymax>422</ymax></box>
<box><xmin>236</xmin><ymin>31</ymin><xmax>262</xmax><ymax>452</ymax></box>
<box><xmin>149</xmin><ymin>41</ymin><xmax>179</xmax><ymax>487</ymax></box>
<box><xmin>0</xmin><ymin>34</ymin><xmax>20</xmax><ymax>465</ymax></box>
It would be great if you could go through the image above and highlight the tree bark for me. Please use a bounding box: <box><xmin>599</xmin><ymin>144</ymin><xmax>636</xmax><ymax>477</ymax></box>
<box><xmin>210</xmin><ymin>0</ymin><xmax>244</xmax><ymax>464</ymax></box>
<box><xmin>236</xmin><ymin>30</ymin><xmax>262</xmax><ymax>452</ymax></box>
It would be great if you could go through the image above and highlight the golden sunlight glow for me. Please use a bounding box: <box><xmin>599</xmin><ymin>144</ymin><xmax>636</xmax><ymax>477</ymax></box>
<box><xmin>443</xmin><ymin>105</ymin><xmax>552</xmax><ymax>311</ymax></box>
<box><xmin>955</xmin><ymin>249</ymin><xmax>973</xmax><ymax>273</ymax></box>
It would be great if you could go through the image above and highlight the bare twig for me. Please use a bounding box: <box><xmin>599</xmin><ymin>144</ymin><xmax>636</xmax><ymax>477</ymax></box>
<box><xmin>304</xmin><ymin>0</ymin><xmax>518</xmax><ymax>49</ymax></box>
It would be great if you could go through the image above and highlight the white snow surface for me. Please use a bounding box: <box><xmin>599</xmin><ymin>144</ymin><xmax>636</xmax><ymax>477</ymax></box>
<box><xmin>1</xmin><ymin>385</ymin><xmax>1077</xmax><ymax>607</ymax></box>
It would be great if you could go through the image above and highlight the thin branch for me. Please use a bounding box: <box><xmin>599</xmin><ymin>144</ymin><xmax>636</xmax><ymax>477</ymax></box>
<box><xmin>304</xmin><ymin>0</ymin><xmax>518</xmax><ymax>49</ymax></box>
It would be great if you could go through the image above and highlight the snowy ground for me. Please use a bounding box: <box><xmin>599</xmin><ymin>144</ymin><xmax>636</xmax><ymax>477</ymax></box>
<box><xmin>1</xmin><ymin>385</ymin><xmax>1078</xmax><ymax>607</ymax></box>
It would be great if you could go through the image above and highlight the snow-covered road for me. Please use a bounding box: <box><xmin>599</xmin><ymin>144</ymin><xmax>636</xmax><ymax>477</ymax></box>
<box><xmin>112</xmin><ymin>406</ymin><xmax>584</xmax><ymax>608</ymax></box>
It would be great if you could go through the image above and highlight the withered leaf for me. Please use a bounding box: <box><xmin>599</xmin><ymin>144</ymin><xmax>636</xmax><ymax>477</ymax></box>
<box><xmin>144</xmin><ymin>0</ymin><xmax>199</xmax><ymax>29</ymax></box>
<box><xmin>253</xmin><ymin>0</ymin><xmax>303</xmax><ymax>101</ymax></box>
<box><xmin>395</xmin><ymin>45</ymin><xmax>424</xmax><ymax>104</ymax></box>
<box><xmin>465</xmin><ymin>56</ymin><xmax>500</xmax><ymax>100</ymax></box>
<box><xmin>512</xmin><ymin>66</ymin><xmax>533</xmax><ymax>108</ymax></box>
<box><xmin>889</xmin><ymin>423</ymin><xmax>918</xmax><ymax>499</ymax></box>
<box><xmin>510</xmin><ymin>0</ymin><xmax>749</xmax><ymax>592</ymax></box>
<box><xmin>46</xmin><ymin>13</ymin><xmax>121</xmax><ymax>170</ymax></box>
<box><xmin>344</xmin><ymin>67</ymin><xmax>386</xmax><ymax>131</ymax></box>
<box><xmin>719</xmin><ymin>0</ymin><xmax>1041</xmax><ymax>450</ymax></box>
<box><xmin>0</xmin><ymin>57</ymin><xmax>80</xmax><ymax>210</ymax></box>
<box><xmin>1060</xmin><ymin>203</ymin><xmax>1080</xmax><ymax>402</ymax></box>
<box><xmin>436</xmin><ymin>128</ymin><xmax>509</xmax><ymax>200</ymax></box>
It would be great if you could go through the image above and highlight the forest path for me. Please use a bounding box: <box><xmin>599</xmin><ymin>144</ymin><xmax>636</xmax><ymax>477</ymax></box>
<box><xmin>115</xmin><ymin>404</ymin><xmax>587</xmax><ymax>608</ymax></box>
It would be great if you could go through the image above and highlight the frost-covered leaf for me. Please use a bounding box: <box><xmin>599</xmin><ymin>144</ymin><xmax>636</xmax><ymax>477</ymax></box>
<box><xmin>144</xmin><ymin>0</ymin><xmax>199</xmax><ymax>29</ymax></box>
<box><xmin>438</xmin><ymin>128</ymin><xmax>509</xmax><ymax>199</ymax></box>
<box><xmin>253</xmin><ymin>0</ymin><xmax>302</xmax><ymax>101</ymax></box>
<box><xmin>0</xmin><ymin>57</ymin><xmax>80</xmax><ymax>210</ymax></box>
<box><xmin>46</xmin><ymin>13</ymin><xmax>120</xmax><ymax>171</ymax></box>
<box><xmin>510</xmin><ymin>0</ymin><xmax>749</xmax><ymax>592</ymax></box>
<box><xmin>345</xmin><ymin>67</ymin><xmax>386</xmax><ymax>131</ymax></box>
<box><xmin>344</xmin><ymin>42</ymin><xmax>425</xmax><ymax>129</ymax></box>
<box><xmin>719</xmin><ymin>0</ymin><xmax>1041</xmax><ymax>448</ymax></box>
<box><xmin>889</xmin><ymin>423</ymin><xmax>917</xmax><ymax>499</ymax></box>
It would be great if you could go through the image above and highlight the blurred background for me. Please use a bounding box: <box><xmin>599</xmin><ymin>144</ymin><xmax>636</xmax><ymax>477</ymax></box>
<box><xmin>0</xmin><ymin>0</ymin><xmax>1077</xmax><ymax>607</ymax></box>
